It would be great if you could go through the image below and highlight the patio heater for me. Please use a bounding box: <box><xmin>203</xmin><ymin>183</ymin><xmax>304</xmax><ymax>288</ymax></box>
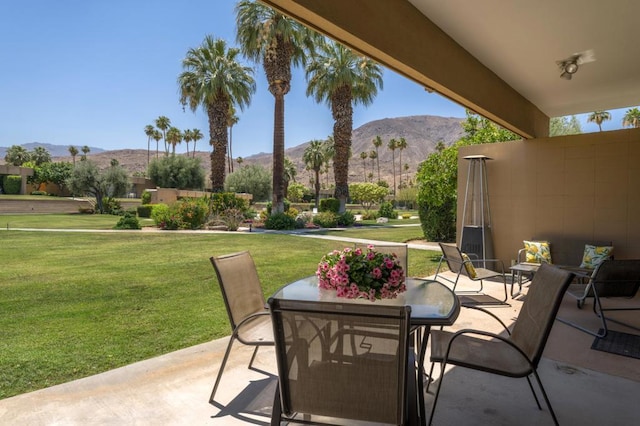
<box><xmin>460</xmin><ymin>155</ymin><xmax>494</xmax><ymax>265</ymax></box>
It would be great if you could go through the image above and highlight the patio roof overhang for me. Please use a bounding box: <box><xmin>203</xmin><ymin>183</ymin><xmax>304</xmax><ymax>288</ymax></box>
<box><xmin>259</xmin><ymin>0</ymin><xmax>640</xmax><ymax>138</ymax></box>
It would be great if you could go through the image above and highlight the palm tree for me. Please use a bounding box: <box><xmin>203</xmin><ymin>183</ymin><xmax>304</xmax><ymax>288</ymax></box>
<box><xmin>236</xmin><ymin>156</ymin><xmax>244</xmax><ymax>167</ymax></box>
<box><xmin>155</xmin><ymin>116</ymin><xmax>171</xmax><ymax>155</ymax></box>
<box><xmin>360</xmin><ymin>151</ymin><xmax>368</xmax><ymax>182</ymax></box>
<box><xmin>622</xmin><ymin>107</ymin><xmax>640</xmax><ymax>128</ymax></box>
<box><xmin>182</xmin><ymin>129</ymin><xmax>193</xmax><ymax>156</ymax></box>
<box><xmin>369</xmin><ymin>150</ymin><xmax>377</xmax><ymax>181</ymax></box>
<box><xmin>68</xmin><ymin>145</ymin><xmax>79</xmax><ymax>166</ymax></box>
<box><xmin>191</xmin><ymin>128</ymin><xmax>203</xmax><ymax>158</ymax></box>
<box><xmin>388</xmin><ymin>138</ymin><xmax>398</xmax><ymax>195</ymax></box>
<box><xmin>236</xmin><ymin>0</ymin><xmax>316</xmax><ymax>213</ymax></box>
<box><xmin>303</xmin><ymin>139</ymin><xmax>327</xmax><ymax>210</ymax></box>
<box><xmin>81</xmin><ymin>145</ymin><xmax>90</xmax><ymax>160</ymax></box>
<box><xmin>227</xmin><ymin>107</ymin><xmax>239</xmax><ymax>173</ymax></box>
<box><xmin>166</xmin><ymin>126</ymin><xmax>182</xmax><ymax>155</ymax></box>
<box><xmin>587</xmin><ymin>110</ymin><xmax>611</xmax><ymax>132</ymax></box>
<box><xmin>396</xmin><ymin>137</ymin><xmax>408</xmax><ymax>187</ymax></box>
<box><xmin>283</xmin><ymin>157</ymin><xmax>297</xmax><ymax>198</ymax></box>
<box><xmin>144</xmin><ymin>125</ymin><xmax>155</xmax><ymax>169</ymax></box>
<box><xmin>178</xmin><ymin>35</ymin><xmax>255</xmax><ymax>191</ymax></box>
<box><xmin>372</xmin><ymin>135</ymin><xmax>383</xmax><ymax>182</ymax></box>
<box><xmin>152</xmin><ymin>130</ymin><xmax>162</xmax><ymax>159</ymax></box>
<box><xmin>305</xmin><ymin>39</ymin><xmax>383</xmax><ymax>212</ymax></box>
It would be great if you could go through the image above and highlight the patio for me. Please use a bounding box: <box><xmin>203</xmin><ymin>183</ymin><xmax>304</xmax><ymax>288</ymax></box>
<box><xmin>2</xmin><ymin>275</ymin><xmax>638</xmax><ymax>425</ymax></box>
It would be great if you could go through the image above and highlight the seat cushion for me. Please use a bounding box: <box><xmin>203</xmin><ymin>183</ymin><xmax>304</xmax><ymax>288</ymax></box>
<box><xmin>580</xmin><ymin>244</ymin><xmax>614</xmax><ymax>269</ymax></box>
<box><xmin>523</xmin><ymin>240</ymin><xmax>552</xmax><ymax>264</ymax></box>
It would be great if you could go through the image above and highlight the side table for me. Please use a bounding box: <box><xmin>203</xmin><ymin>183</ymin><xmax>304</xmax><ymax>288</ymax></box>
<box><xmin>509</xmin><ymin>262</ymin><xmax>540</xmax><ymax>298</ymax></box>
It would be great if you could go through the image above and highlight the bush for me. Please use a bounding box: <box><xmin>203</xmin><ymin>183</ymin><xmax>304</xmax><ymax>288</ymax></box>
<box><xmin>2</xmin><ymin>175</ymin><xmax>21</xmax><ymax>194</ymax></box>
<box><xmin>30</xmin><ymin>190</ymin><xmax>48</xmax><ymax>196</ymax></box>
<box><xmin>151</xmin><ymin>203</ymin><xmax>180</xmax><ymax>230</ymax></box>
<box><xmin>209</xmin><ymin>192</ymin><xmax>248</xmax><ymax>215</ymax></box>
<box><xmin>319</xmin><ymin>198</ymin><xmax>340</xmax><ymax>213</ymax></box>
<box><xmin>114</xmin><ymin>212</ymin><xmax>141</xmax><ymax>230</ymax></box>
<box><xmin>313</xmin><ymin>211</ymin><xmax>338</xmax><ymax>228</ymax></box>
<box><xmin>378</xmin><ymin>201</ymin><xmax>397</xmax><ymax>219</ymax></box>
<box><xmin>265</xmin><ymin>212</ymin><xmax>297</xmax><ymax>230</ymax></box>
<box><xmin>336</xmin><ymin>210</ymin><xmax>355</xmax><ymax>227</ymax></box>
<box><xmin>402</xmin><ymin>213</ymin><xmax>412</xmax><ymax>220</ymax></box>
<box><xmin>137</xmin><ymin>205</ymin><xmax>153</xmax><ymax>218</ymax></box>
<box><xmin>362</xmin><ymin>211</ymin><xmax>379</xmax><ymax>221</ymax></box>
<box><xmin>141</xmin><ymin>190</ymin><xmax>152</xmax><ymax>205</ymax></box>
<box><xmin>209</xmin><ymin>208</ymin><xmax>246</xmax><ymax>231</ymax></box>
<box><xmin>102</xmin><ymin>197</ymin><xmax>123</xmax><ymax>215</ymax></box>
<box><xmin>173</xmin><ymin>198</ymin><xmax>209</xmax><ymax>229</ymax></box>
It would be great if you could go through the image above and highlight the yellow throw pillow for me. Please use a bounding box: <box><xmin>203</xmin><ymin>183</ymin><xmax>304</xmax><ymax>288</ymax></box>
<box><xmin>461</xmin><ymin>253</ymin><xmax>477</xmax><ymax>278</ymax></box>
<box><xmin>580</xmin><ymin>244</ymin><xmax>614</xmax><ymax>269</ymax></box>
<box><xmin>523</xmin><ymin>240</ymin><xmax>552</xmax><ymax>264</ymax></box>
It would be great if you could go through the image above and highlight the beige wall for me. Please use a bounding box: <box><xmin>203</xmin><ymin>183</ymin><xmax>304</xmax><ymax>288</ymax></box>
<box><xmin>458</xmin><ymin>128</ymin><xmax>640</xmax><ymax>265</ymax></box>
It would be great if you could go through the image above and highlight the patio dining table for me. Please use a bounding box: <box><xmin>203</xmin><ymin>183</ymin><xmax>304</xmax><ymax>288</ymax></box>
<box><xmin>270</xmin><ymin>276</ymin><xmax>460</xmax><ymax>426</ymax></box>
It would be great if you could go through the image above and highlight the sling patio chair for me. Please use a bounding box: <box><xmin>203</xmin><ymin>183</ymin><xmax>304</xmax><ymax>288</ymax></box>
<box><xmin>426</xmin><ymin>263</ymin><xmax>574</xmax><ymax>426</ymax></box>
<box><xmin>434</xmin><ymin>242</ymin><xmax>508</xmax><ymax>304</ymax></box>
<box><xmin>208</xmin><ymin>251</ymin><xmax>274</xmax><ymax>405</ymax></box>
<box><xmin>268</xmin><ymin>298</ymin><xmax>416</xmax><ymax>426</ymax></box>
<box><xmin>558</xmin><ymin>259</ymin><xmax>640</xmax><ymax>338</ymax></box>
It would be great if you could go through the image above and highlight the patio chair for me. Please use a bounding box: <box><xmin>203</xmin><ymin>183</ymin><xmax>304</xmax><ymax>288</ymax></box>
<box><xmin>208</xmin><ymin>251</ymin><xmax>274</xmax><ymax>404</ymax></box>
<box><xmin>355</xmin><ymin>242</ymin><xmax>409</xmax><ymax>276</ymax></box>
<box><xmin>268</xmin><ymin>298</ymin><xmax>415</xmax><ymax>425</ymax></box>
<box><xmin>427</xmin><ymin>263</ymin><xmax>574</xmax><ymax>426</ymax></box>
<box><xmin>558</xmin><ymin>259</ymin><xmax>640</xmax><ymax>338</ymax></box>
<box><xmin>434</xmin><ymin>242</ymin><xmax>508</xmax><ymax>304</ymax></box>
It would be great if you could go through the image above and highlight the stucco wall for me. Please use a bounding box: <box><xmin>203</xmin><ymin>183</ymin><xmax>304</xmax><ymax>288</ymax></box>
<box><xmin>458</xmin><ymin>128</ymin><xmax>640</xmax><ymax>265</ymax></box>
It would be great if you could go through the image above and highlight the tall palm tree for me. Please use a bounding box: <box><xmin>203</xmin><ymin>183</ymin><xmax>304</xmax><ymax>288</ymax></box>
<box><xmin>283</xmin><ymin>157</ymin><xmax>297</xmax><ymax>198</ymax></box>
<box><xmin>152</xmin><ymin>130</ymin><xmax>162</xmax><ymax>159</ymax></box>
<box><xmin>166</xmin><ymin>126</ymin><xmax>182</xmax><ymax>155</ymax></box>
<box><xmin>68</xmin><ymin>145</ymin><xmax>79</xmax><ymax>166</ymax></box>
<box><xmin>182</xmin><ymin>129</ymin><xmax>193</xmax><ymax>156</ymax></box>
<box><xmin>144</xmin><ymin>124</ymin><xmax>155</xmax><ymax>169</ymax></box>
<box><xmin>236</xmin><ymin>0</ymin><xmax>316</xmax><ymax>213</ymax></box>
<box><xmin>372</xmin><ymin>135</ymin><xmax>383</xmax><ymax>182</ymax></box>
<box><xmin>178</xmin><ymin>35</ymin><xmax>255</xmax><ymax>191</ymax></box>
<box><xmin>305</xmin><ymin>39</ymin><xmax>383</xmax><ymax>212</ymax></box>
<box><xmin>155</xmin><ymin>116</ymin><xmax>171</xmax><ymax>155</ymax></box>
<box><xmin>388</xmin><ymin>138</ymin><xmax>398</xmax><ymax>195</ymax></box>
<box><xmin>396</xmin><ymin>137</ymin><xmax>408</xmax><ymax>188</ymax></box>
<box><xmin>587</xmin><ymin>110</ymin><xmax>611</xmax><ymax>132</ymax></box>
<box><xmin>81</xmin><ymin>145</ymin><xmax>90</xmax><ymax>160</ymax></box>
<box><xmin>303</xmin><ymin>139</ymin><xmax>327</xmax><ymax>210</ymax></box>
<box><xmin>227</xmin><ymin>107</ymin><xmax>239</xmax><ymax>173</ymax></box>
<box><xmin>622</xmin><ymin>107</ymin><xmax>640</xmax><ymax>128</ymax></box>
<box><xmin>369</xmin><ymin>150</ymin><xmax>377</xmax><ymax>181</ymax></box>
<box><xmin>191</xmin><ymin>128</ymin><xmax>203</xmax><ymax>158</ymax></box>
<box><xmin>360</xmin><ymin>151</ymin><xmax>368</xmax><ymax>182</ymax></box>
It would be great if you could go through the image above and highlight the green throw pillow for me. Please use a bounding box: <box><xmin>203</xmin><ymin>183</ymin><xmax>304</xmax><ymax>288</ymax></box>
<box><xmin>580</xmin><ymin>244</ymin><xmax>614</xmax><ymax>269</ymax></box>
<box><xmin>461</xmin><ymin>253</ymin><xmax>477</xmax><ymax>279</ymax></box>
<box><xmin>523</xmin><ymin>240</ymin><xmax>552</xmax><ymax>264</ymax></box>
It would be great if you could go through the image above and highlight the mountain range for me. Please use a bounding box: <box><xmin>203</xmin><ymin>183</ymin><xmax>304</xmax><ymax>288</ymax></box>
<box><xmin>2</xmin><ymin>115</ymin><xmax>464</xmax><ymax>184</ymax></box>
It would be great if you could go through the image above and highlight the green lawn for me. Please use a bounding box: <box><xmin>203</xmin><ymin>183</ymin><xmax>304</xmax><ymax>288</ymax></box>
<box><xmin>0</xmin><ymin>225</ymin><xmax>440</xmax><ymax>399</ymax></box>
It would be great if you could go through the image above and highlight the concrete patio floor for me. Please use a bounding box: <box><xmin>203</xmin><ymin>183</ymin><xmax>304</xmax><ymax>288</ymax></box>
<box><xmin>1</xmin><ymin>273</ymin><xmax>639</xmax><ymax>425</ymax></box>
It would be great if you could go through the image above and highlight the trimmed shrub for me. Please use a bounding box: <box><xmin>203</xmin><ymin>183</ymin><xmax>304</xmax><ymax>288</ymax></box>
<box><xmin>319</xmin><ymin>198</ymin><xmax>340</xmax><ymax>213</ymax></box>
<box><xmin>174</xmin><ymin>198</ymin><xmax>209</xmax><ymax>229</ymax></box>
<box><xmin>141</xmin><ymin>190</ymin><xmax>152</xmax><ymax>205</ymax></box>
<box><xmin>114</xmin><ymin>212</ymin><xmax>141</xmax><ymax>230</ymax></box>
<box><xmin>2</xmin><ymin>175</ymin><xmax>21</xmax><ymax>194</ymax></box>
<box><xmin>313</xmin><ymin>211</ymin><xmax>338</xmax><ymax>228</ymax></box>
<box><xmin>137</xmin><ymin>205</ymin><xmax>153</xmax><ymax>218</ymax></box>
<box><xmin>378</xmin><ymin>201</ymin><xmax>397</xmax><ymax>219</ymax></box>
<box><xmin>209</xmin><ymin>193</ymin><xmax>248</xmax><ymax>215</ymax></box>
<box><xmin>265</xmin><ymin>212</ymin><xmax>297</xmax><ymax>230</ymax></box>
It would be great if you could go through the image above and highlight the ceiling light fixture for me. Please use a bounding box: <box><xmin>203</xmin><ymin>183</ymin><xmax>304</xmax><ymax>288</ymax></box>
<box><xmin>559</xmin><ymin>58</ymin><xmax>579</xmax><ymax>80</ymax></box>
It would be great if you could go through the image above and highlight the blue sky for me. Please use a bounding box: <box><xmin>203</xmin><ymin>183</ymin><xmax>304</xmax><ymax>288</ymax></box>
<box><xmin>0</xmin><ymin>1</ymin><xmax>632</xmax><ymax>158</ymax></box>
